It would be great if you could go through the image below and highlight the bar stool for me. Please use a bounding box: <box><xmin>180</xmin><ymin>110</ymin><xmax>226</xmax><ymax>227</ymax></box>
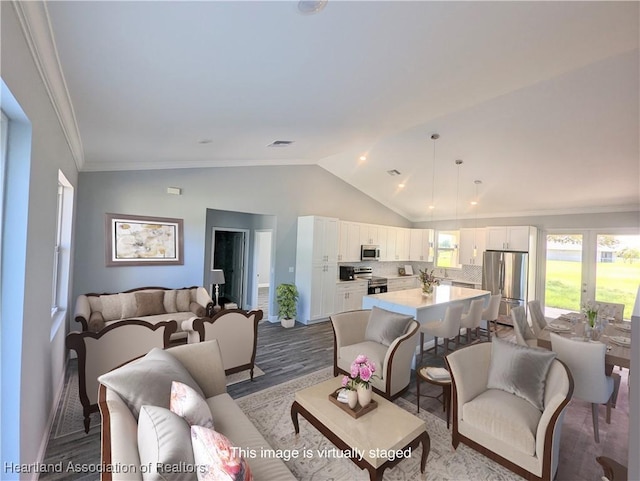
<box><xmin>416</xmin><ymin>366</ymin><xmax>452</xmax><ymax>428</ymax></box>
<box><xmin>419</xmin><ymin>304</ymin><xmax>464</xmax><ymax>363</ymax></box>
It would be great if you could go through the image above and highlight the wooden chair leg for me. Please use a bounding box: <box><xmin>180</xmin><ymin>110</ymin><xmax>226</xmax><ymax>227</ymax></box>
<box><xmin>420</xmin><ymin>332</ymin><xmax>425</xmax><ymax>365</ymax></box>
<box><xmin>606</xmin><ymin>397</ymin><xmax>612</xmax><ymax>424</ymax></box>
<box><xmin>592</xmin><ymin>403</ymin><xmax>600</xmax><ymax>443</ymax></box>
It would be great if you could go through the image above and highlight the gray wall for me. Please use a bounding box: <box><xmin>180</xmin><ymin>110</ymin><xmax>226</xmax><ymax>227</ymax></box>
<box><xmin>73</xmin><ymin>166</ymin><xmax>411</xmax><ymax>303</ymax></box>
<box><xmin>1</xmin><ymin>3</ymin><xmax>80</xmax><ymax>475</ymax></box>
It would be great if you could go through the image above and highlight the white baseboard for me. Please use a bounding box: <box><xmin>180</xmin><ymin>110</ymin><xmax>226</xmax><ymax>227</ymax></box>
<box><xmin>33</xmin><ymin>356</ymin><xmax>68</xmax><ymax>481</ymax></box>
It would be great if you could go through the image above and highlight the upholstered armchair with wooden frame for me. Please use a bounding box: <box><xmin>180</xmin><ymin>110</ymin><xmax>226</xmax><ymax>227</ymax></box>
<box><xmin>331</xmin><ymin>308</ymin><xmax>420</xmax><ymax>400</ymax></box>
<box><xmin>181</xmin><ymin>308</ymin><xmax>262</xmax><ymax>379</ymax></box>
<box><xmin>66</xmin><ymin>319</ymin><xmax>177</xmax><ymax>433</ymax></box>
<box><xmin>445</xmin><ymin>341</ymin><xmax>574</xmax><ymax>481</ymax></box>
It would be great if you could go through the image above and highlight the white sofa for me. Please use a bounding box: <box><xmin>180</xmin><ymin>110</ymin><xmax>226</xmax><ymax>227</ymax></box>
<box><xmin>74</xmin><ymin>286</ymin><xmax>213</xmax><ymax>341</ymax></box>
<box><xmin>445</xmin><ymin>341</ymin><xmax>574</xmax><ymax>481</ymax></box>
<box><xmin>98</xmin><ymin>340</ymin><xmax>296</xmax><ymax>481</ymax></box>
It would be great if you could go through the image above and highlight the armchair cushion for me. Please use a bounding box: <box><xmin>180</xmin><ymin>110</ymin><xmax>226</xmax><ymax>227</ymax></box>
<box><xmin>487</xmin><ymin>337</ymin><xmax>556</xmax><ymax>410</ymax></box>
<box><xmin>364</xmin><ymin>306</ymin><xmax>414</xmax><ymax>347</ymax></box>
<box><xmin>135</xmin><ymin>291</ymin><xmax>167</xmax><ymax>317</ymax></box>
<box><xmin>462</xmin><ymin>388</ymin><xmax>542</xmax><ymax>456</ymax></box>
<box><xmin>339</xmin><ymin>341</ymin><xmax>388</xmax><ymax>381</ymax></box>
<box><xmin>137</xmin><ymin>405</ymin><xmax>195</xmax><ymax>481</ymax></box>
<box><xmin>98</xmin><ymin>347</ymin><xmax>204</xmax><ymax>419</ymax></box>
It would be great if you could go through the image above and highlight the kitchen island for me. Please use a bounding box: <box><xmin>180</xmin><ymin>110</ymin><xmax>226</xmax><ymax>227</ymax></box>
<box><xmin>362</xmin><ymin>285</ymin><xmax>491</xmax><ymax>362</ymax></box>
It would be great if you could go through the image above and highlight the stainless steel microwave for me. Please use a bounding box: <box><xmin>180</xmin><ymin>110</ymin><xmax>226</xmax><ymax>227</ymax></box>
<box><xmin>361</xmin><ymin>245</ymin><xmax>380</xmax><ymax>261</ymax></box>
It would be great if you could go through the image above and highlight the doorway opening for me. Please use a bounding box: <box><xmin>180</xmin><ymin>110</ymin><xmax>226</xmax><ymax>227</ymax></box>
<box><xmin>211</xmin><ymin>229</ymin><xmax>249</xmax><ymax>308</ymax></box>
<box><xmin>253</xmin><ymin>230</ymin><xmax>273</xmax><ymax>318</ymax></box>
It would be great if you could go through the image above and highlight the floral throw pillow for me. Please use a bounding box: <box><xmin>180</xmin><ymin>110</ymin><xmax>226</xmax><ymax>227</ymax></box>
<box><xmin>170</xmin><ymin>381</ymin><xmax>214</xmax><ymax>428</ymax></box>
<box><xmin>191</xmin><ymin>426</ymin><xmax>253</xmax><ymax>481</ymax></box>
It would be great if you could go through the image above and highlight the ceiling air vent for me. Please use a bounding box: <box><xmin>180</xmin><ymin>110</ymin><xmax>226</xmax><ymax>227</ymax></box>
<box><xmin>267</xmin><ymin>140</ymin><xmax>294</xmax><ymax>147</ymax></box>
<box><xmin>387</xmin><ymin>169</ymin><xmax>401</xmax><ymax>176</ymax></box>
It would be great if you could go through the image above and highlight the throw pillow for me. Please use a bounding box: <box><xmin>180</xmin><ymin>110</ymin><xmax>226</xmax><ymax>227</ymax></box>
<box><xmin>135</xmin><ymin>291</ymin><xmax>167</xmax><ymax>317</ymax></box>
<box><xmin>87</xmin><ymin>311</ymin><xmax>105</xmax><ymax>332</ymax></box>
<box><xmin>98</xmin><ymin>348</ymin><xmax>205</xmax><ymax>419</ymax></box>
<box><xmin>191</xmin><ymin>426</ymin><xmax>253</xmax><ymax>481</ymax></box>
<box><xmin>190</xmin><ymin>302</ymin><xmax>206</xmax><ymax>318</ymax></box>
<box><xmin>100</xmin><ymin>294</ymin><xmax>123</xmax><ymax>321</ymax></box>
<box><xmin>138</xmin><ymin>405</ymin><xmax>197</xmax><ymax>481</ymax></box>
<box><xmin>487</xmin><ymin>337</ymin><xmax>557</xmax><ymax>411</ymax></box>
<box><xmin>119</xmin><ymin>292</ymin><xmax>137</xmax><ymax>319</ymax></box>
<box><xmin>364</xmin><ymin>306</ymin><xmax>414</xmax><ymax>347</ymax></box>
<box><xmin>177</xmin><ymin>289</ymin><xmax>192</xmax><ymax>312</ymax></box>
<box><xmin>170</xmin><ymin>381</ymin><xmax>214</xmax><ymax>428</ymax></box>
<box><xmin>165</xmin><ymin>290</ymin><xmax>178</xmax><ymax>313</ymax></box>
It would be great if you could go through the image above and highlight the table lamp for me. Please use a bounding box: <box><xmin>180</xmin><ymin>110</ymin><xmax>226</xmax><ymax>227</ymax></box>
<box><xmin>211</xmin><ymin>269</ymin><xmax>225</xmax><ymax>309</ymax></box>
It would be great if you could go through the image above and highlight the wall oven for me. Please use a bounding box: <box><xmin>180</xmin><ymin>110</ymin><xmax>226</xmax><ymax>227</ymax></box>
<box><xmin>361</xmin><ymin>245</ymin><xmax>380</xmax><ymax>261</ymax></box>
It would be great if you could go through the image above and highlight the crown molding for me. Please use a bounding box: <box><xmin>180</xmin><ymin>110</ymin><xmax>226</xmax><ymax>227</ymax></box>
<box><xmin>12</xmin><ymin>1</ymin><xmax>84</xmax><ymax>170</ymax></box>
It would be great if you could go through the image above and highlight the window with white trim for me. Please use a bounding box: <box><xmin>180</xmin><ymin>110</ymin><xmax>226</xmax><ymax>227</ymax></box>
<box><xmin>1</xmin><ymin>111</ymin><xmax>7</xmax><ymax>291</ymax></box>
<box><xmin>51</xmin><ymin>170</ymin><xmax>73</xmax><ymax>316</ymax></box>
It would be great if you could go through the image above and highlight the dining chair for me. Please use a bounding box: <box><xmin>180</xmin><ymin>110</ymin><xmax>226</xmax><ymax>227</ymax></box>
<box><xmin>420</xmin><ymin>303</ymin><xmax>464</xmax><ymax>362</ymax></box>
<box><xmin>459</xmin><ymin>298</ymin><xmax>485</xmax><ymax>343</ymax></box>
<box><xmin>528</xmin><ymin>299</ymin><xmax>548</xmax><ymax>336</ymax></box>
<box><xmin>481</xmin><ymin>294</ymin><xmax>501</xmax><ymax>340</ymax></box>
<box><xmin>594</xmin><ymin>301</ymin><xmax>625</xmax><ymax>322</ymax></box>
<box><xmin>511</xmin><ymin>305</ymin><xmax>537</xmax><ymax>347</ymax></box>
<box><xmin>550</xmin><ymin>333</ymin><xmax>615</xmax><ymax>443</ymax></box>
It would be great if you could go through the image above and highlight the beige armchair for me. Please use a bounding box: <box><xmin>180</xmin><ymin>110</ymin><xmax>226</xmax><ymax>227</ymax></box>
<box><xmin>66</xmin><ymin>319</ymin><xmax>177</xmax><ymax>432</ymax></box>
<box><xmin>181</xmin><ymin>308</ymin><xmax>262</xmax><ymax>379</ymax></box>
<box><xmin>331</xmin><ymin>308</ymin><xmax>420</xmax><ymax>400</ymax></box>
<box><xmin>445</xmin><ymin>341</ymin><xmax>573</xmax><ymax>481</ymax></box>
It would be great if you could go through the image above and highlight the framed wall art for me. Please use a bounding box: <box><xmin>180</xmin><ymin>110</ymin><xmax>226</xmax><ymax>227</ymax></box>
<box><xmin>105</xmin><ymin>213</ymin><xmax>184</xmax><ymax>266</ymax></box>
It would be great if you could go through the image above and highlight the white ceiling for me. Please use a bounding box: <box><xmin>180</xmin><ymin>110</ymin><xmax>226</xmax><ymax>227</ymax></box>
<box><xmin>41</xmin><ymin>1</ymin><xmax>639</xmax><ymax>221</ymax></box>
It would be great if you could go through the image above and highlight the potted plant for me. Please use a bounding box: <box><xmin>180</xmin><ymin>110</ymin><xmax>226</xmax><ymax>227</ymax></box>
<box><xmin>276</xmin><ymin>283</ymin><xmax>298</xmax><ymax>328</ymax></box>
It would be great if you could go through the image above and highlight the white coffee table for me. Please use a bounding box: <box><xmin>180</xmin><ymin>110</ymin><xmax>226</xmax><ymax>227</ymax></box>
<box><xmin>291</xmin><ymin>377</ymin><xmax>430</xmax><ymax>481</ymax></box>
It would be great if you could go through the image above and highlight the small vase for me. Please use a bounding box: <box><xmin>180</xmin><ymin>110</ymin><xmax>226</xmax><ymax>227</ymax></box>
<box><xmin>583</xmin><ymin>323</ymin><xmax>592</xmax><ymax>341</ymax></box>
<box><xmin>347</xmin><ymin>390</ymin><xmax>358</xmax><ymax>409</ymax></box>
<box><xmin>357</xmin><ymin>384</ymin><xmax>372</xmax><ymax>408</ymax></box>
<box><xmin>422</xmin><ymin>284</ymin><xmax>434</xmax><ymax>297</ymax></box>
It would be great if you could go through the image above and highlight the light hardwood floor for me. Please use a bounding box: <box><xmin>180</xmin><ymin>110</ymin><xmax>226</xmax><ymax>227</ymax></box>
<box><xmin>42</xmin><ymin>320</ymin><xmax>628</xmax><ymax>481</ymax></box>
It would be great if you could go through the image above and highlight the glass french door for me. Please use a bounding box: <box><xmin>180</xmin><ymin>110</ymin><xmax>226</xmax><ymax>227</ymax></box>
<box><xmin>544</xmin><ymin>233</ymin><xmax>584</xmax><ymax>317</ymax></box>
<box><xmin>544</xmin><ymin>230</ymin><xmax>640</xmax><ymax>320</ymax></box>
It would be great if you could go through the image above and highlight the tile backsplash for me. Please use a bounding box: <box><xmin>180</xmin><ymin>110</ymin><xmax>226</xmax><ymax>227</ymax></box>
<box><xmin>341</xmin><ymin>261</ymin><xmax>483</xmax><ymax>284</ymax></box>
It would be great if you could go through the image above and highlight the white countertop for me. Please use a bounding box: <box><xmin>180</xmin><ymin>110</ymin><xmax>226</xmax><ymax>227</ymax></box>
<box><xmin>363</xmin><ymin>285</ymin><xmax>490</xmax><ymax>310</ymax></box>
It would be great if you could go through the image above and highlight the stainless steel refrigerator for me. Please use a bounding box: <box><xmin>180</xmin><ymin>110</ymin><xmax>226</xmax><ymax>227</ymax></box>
<box><xmin>482</xmin><ymin>250</ymin><xmax>528</xmax><ymax>316</ymax></box>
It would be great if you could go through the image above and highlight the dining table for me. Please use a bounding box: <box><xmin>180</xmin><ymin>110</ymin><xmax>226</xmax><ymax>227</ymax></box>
<box><xmin>536</xmin><ymin>312</ymin><xmax>632</xmax><ymax>373</ymax></box>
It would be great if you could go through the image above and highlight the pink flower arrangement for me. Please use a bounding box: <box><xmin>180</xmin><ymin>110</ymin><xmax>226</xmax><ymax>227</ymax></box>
<box><xmin>342</xmin><ymin>354</ymin><xmax>377</xmax><ymax>389</ymax></box>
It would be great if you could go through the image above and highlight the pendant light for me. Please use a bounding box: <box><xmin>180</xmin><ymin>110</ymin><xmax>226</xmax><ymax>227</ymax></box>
<box><xmin>428</xmin><ymin>133</ymin><xmax>439</xmax><ymax>259</ymax></box>
<box><xmin>428</xmin><ymin>133</ymin><xmax>439</xmax><ymax>211</ymax></box>
<box><xmin>472</xmin><ymin>180</ymin><xmax>482</xmax><ymax>257</ymax></box>
<box><xmin>455</xmin><ymin>159</ymin><xmax>463</xmax><ymax>222</ymax></box>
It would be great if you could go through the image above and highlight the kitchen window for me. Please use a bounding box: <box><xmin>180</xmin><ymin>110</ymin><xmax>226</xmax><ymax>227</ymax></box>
<box><xmin>435</xmin><ymin>230</ymin><xmax>461</xmax><ymax>268</ymax></box>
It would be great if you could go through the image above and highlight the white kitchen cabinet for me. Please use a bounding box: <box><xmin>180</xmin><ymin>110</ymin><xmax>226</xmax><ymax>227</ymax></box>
<box><xmin>338</xmin><ymin>221</ymin><xmax>361</xmax><ymax>262</ymax></box>
<box><xmin>334</xmin><ymin>280</ymin><xmax>368</xmax><ymax>313</ymax></box>
<box><xmin>459</xmin><ymin>228</ymin><xmax>486</xmax><ymax>266</ymax></box>
<box><xmin>409</xmin><ymin>229</ymin><xmax>435</xmax><ymax>262</ymax></box>
<box><xmin>360</xmin><ymin>224</ymin><xmax>379</xmax><ymax>246</ymax></box>
<box><xmin>385</xmin><ymin>227</ymin><xmax>410</xmax><ymax>261</ymax></box>
<box><xmin>387</xmin><ymin>276</ymin><xmax>417</xmax><ymax>292</ymax></box>
<box><xmin>485</xmin><ymin>226</ymin><xmax>535</xmax><ymax>251</ymax></box>
<box><xmin>295</xmin><ymin>216</ymin><xmax>339</xmax><ymax>324</ymax></box>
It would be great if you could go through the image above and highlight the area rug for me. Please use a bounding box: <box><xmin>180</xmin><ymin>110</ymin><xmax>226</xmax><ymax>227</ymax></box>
<box><xmin>52</xmin><ymin>368</ymin><xmax>101</xmax><ymax>439</ymax></box>
<box><xmin>235</xmin><ymin>367</ymin><xmax>521</xmax><ymax>481</ymax></box>
<box><xmin>226</xmin><ymin>365</ymin><xmax>265</xmax><ymax>385</ymax></box>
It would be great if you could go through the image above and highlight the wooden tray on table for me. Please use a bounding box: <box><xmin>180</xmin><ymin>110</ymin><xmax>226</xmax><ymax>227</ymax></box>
<box><xmin>328</xmin><ymin>389</ymin><xmax>378</xmax><ymax>419</ymax></box>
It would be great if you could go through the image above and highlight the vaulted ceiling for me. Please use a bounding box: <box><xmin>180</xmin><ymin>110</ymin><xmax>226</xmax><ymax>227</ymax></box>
<box><xmin>25</xmin><ymin>1</ymin><xmax>640</xmax><ymax>221</ymax></box>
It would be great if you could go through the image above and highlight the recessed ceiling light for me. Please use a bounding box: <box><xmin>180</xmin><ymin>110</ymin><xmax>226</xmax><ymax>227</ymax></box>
<box><xmin>359</xmin><ymin>155</ymin><xmax>367</xmax><ymax>161</ymax></box>
<box><xmin>297</xmin><ymin>0</ymin><xmax>328</xmax><ymax>15</ymax></box>
<box><xmin>398</xmin><ymin>183</ymin><xmax>405</xmax><ymax>189</ymax></box>
<box><xmin>470</xmin><ymin>200</ymin><xmax>478</xmax><ymax>206</ymax></box>
<box><xmin>428</xmin><ymin>205</ymin><xmax>435</xmax><ymax>210</ymax></box>
<box><xmin>198</xmin><ymin>139</ymin><xmax>213</xmax><ymax>144</ymax></box>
